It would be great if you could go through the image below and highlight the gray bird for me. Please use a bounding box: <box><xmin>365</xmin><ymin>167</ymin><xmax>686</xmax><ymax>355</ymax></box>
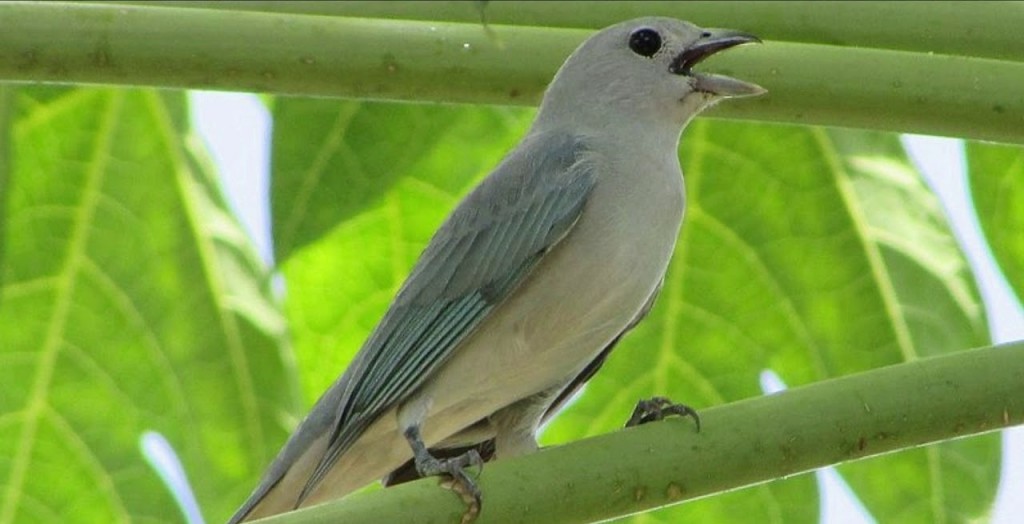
<box><xmin>229</xmin><ymin>16</ymin><xmax>763</xmax><ymax>523</ymax></box>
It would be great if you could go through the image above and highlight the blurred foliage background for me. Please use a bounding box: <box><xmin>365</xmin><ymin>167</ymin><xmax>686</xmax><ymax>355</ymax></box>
<box><xmin>2</xmin><ymin>2</ymin><xmax>1023</xmax><ymax>523</ymax></box>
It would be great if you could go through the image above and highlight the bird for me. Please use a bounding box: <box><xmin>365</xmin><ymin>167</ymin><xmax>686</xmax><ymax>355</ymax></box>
<box><xmin>229</xmin><ymin>16</ymin><xmax>763</xmax><ymax>523</ymax></box>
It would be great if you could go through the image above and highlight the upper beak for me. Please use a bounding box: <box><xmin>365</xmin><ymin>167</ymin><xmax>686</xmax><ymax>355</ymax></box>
<box><xmin>670</xmin><ymin>29</ymin><xmax>765</xmax><ymax>98</ymax></box>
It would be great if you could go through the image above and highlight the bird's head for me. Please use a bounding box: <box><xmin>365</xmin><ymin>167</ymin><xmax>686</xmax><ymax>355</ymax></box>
<box><xmin>537</xmin><ymin>17</ymin><xmax>765</xmax><ymax>131</ymax></box>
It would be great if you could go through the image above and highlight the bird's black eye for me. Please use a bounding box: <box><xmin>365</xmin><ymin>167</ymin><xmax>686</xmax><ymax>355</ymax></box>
<box><xmin>628</xmin><ymin>28</ymin><xmax>662</xmax><ymax>58</ymax></box>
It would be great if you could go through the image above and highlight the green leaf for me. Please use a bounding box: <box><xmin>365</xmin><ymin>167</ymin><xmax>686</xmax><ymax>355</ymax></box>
<box><xmin>271</xmin><ymin>100</ymin><xmax>506</xmax><ymax>262</ymax></box>
<box><xmin>275</xmin><ymin>99</ymin><xmax>533</xmax><ymax>402</ymax></box>
<box><xmin>968</xmin><ymin>141</ymin><xmax>1024</xmax><ymax>305</ymax></box>
<box><xmin>541</xmin><ymin>121</ymin><xmax>992</xmax><ymax>523</ymax></box>
<box><xmin>275</xmin><ymin>108</ymin><xmax>995</xmax><ymax>522</ymax></box>
<box><xmin>827</xmin><ymin>130</ymin><xmax>995</xmax><ymax>524</ymax></box>
<box><xmin>0</xmin><ymin>85</ymin><xmax>11</xmax><ymax>280</ymax></box>
<box><xmin>0</xmin><ymin>87</ymin><xmax>294</xmax><ymax>523</ymax></box>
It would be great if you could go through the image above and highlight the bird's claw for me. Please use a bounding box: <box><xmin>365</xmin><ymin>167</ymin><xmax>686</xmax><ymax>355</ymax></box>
<box><xmin>416</xmin><ymin>449</ymin><xmax>483</xmax><ymax>523</ymax></box>
<box><xmin>625</xmin><ymin>396</ymin><xmax>700</xmax><ymax>432</ymax></box>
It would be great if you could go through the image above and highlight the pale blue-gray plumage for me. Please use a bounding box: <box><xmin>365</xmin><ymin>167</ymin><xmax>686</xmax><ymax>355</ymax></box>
<box><xmin>230</xmin><ymin>16</ymin><xmax>763</xmax><ymax>522</ymax></box>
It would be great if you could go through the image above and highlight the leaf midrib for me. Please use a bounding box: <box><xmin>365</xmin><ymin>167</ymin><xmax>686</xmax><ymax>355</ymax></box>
<box><xmin>1</xmin><ymin>91</ymin><xmax>130</xmax><ymax>524</ymax></box>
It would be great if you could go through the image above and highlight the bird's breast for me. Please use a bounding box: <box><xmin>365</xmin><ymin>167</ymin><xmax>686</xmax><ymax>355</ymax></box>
<box><xmin>430</xmin><ymin>156</ymin><xmax>686</xmax><ymax>411</ymax></box>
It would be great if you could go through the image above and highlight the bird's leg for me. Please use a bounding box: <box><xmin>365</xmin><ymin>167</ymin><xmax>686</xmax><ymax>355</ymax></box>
<box><xmin>403</xmin><ymin>425</ymin><xmax>484</xmax><ymax>523</ymax></box>
<box><xmin>625</xmin><ymin>396</ymin><xmax>701</xmax><ymax>432</ymax></box>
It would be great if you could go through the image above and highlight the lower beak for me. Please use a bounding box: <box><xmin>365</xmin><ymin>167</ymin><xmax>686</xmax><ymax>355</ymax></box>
<box><xmin>670</xmin><ymin>29</ymin><xmax>765</xmax><ymax>98</ymax></box>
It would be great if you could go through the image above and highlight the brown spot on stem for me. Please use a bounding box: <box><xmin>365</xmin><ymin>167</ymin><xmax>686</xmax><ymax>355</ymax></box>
<box><xmin>91</xmin><ymin>39</ymin><xmax>112</xmax><ymax>68</ymax></box>
<box><xmin>666</xmin><ymin>483</ymin><xmax>685</xmax><ymax>501</ymax></box>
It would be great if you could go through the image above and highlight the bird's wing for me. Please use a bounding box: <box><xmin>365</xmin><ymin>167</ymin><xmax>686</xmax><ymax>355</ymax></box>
<box><xmin>297</xmin><ymin>130</ymin><xmax>598</xmax><ymax>501</ymax></box>
<box><xmin>380</xmin><ymin>278</ymin><xmax>664</xmax><ymax>490</ymax></box>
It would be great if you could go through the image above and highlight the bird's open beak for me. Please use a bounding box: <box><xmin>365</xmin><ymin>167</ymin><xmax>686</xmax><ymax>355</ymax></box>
<box><xmin>670</xmin><ymin>29</ymin><xmax>765</xmax><ymax>98</ymax></box>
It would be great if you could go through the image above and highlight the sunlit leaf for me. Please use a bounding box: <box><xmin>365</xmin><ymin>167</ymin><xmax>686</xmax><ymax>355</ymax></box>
<box><xmin>541</xmin><ymin>121</ymin><xmax>992</xmax><ymax>523</ymax></box>
<box><xmin>0</xmin><ymin>87</ymin><xmax>293</xmax><ymax>523</ymax></box>
<box><xmin>273</xmin><ymin>108</ymin><xmax>995</xmax><ymax>522</ymax></box>
<box><xmin>271</xmin><ymin>100</ymin><xmax>509</xmax><ymax>263</ymax></box>
<box><xmin>968</xmin><ymin>141</ymin><xmax>1024</xmax><ymax>306</ymax></box>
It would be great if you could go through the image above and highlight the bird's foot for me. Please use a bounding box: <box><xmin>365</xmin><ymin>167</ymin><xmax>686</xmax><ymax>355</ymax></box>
<box><xmin>405</xmin><ymin>427</ymin><xmax>484</xmax><ymax>523</ymax></box>
<box><xmin>625</xmin><ymin>396</ymin><xmax>701</xmax><ymax>432</ymax></box>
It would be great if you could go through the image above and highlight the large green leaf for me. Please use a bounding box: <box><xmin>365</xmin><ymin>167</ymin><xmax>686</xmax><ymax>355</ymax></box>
<box><xmin>542</xmin><ymin>121</ymin><xmax>992</xmax><ymax>523</ymax></box>
<box><xmin>0</xmin><ymin>87</ymin><xmax>294</xmax><ymax>523</ymax></box>
<box><xmin>830</xmin><ymin>132</ymin><xmax>995</xmax><ymax>524</ymax></box>
<box><xmin>968</xmin><ymin>141</ymin><xmax>1024</xmax><ymax>305</ymax></box>
<box><xmin>273</xmin><ymin>98</ymin><xmax>994</xmax><ymax>522</ymax></box>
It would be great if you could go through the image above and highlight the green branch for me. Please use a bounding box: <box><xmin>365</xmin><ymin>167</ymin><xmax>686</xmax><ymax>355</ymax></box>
<box><xmin>254</xmin><ymin>341</ymin><xmax>1024</xmax><ymax>524</ymax></box>
<box><xmin>2</xmin><ymin>2</ymin><xmax>1024</xmax><ymax>143</ymax></box>
<box><xmin>114</xmin><ymin>0</ymin><xmax>1024</xmax><ymax>62</ymax></box>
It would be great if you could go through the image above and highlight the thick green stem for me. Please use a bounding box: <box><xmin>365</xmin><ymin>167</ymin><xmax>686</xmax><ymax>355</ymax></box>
<box><xmin>0</xmin><ymin>3</ymin><xmax>572</xmax><ymax>104</ymax></box>
<box><xmin>254</xmin><ymin>341</ymin><xmax>1024</xmax><ymax>524</ymax></box>
<box><xmin>2</xmin><ymin>2</ymin><xmax>1024</xmax><ymax>143</ymax></box>
<box><xmin>110</xmin><ymin>1</ymin><xmax>1024</xmax><ymax>62</ymax></box>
